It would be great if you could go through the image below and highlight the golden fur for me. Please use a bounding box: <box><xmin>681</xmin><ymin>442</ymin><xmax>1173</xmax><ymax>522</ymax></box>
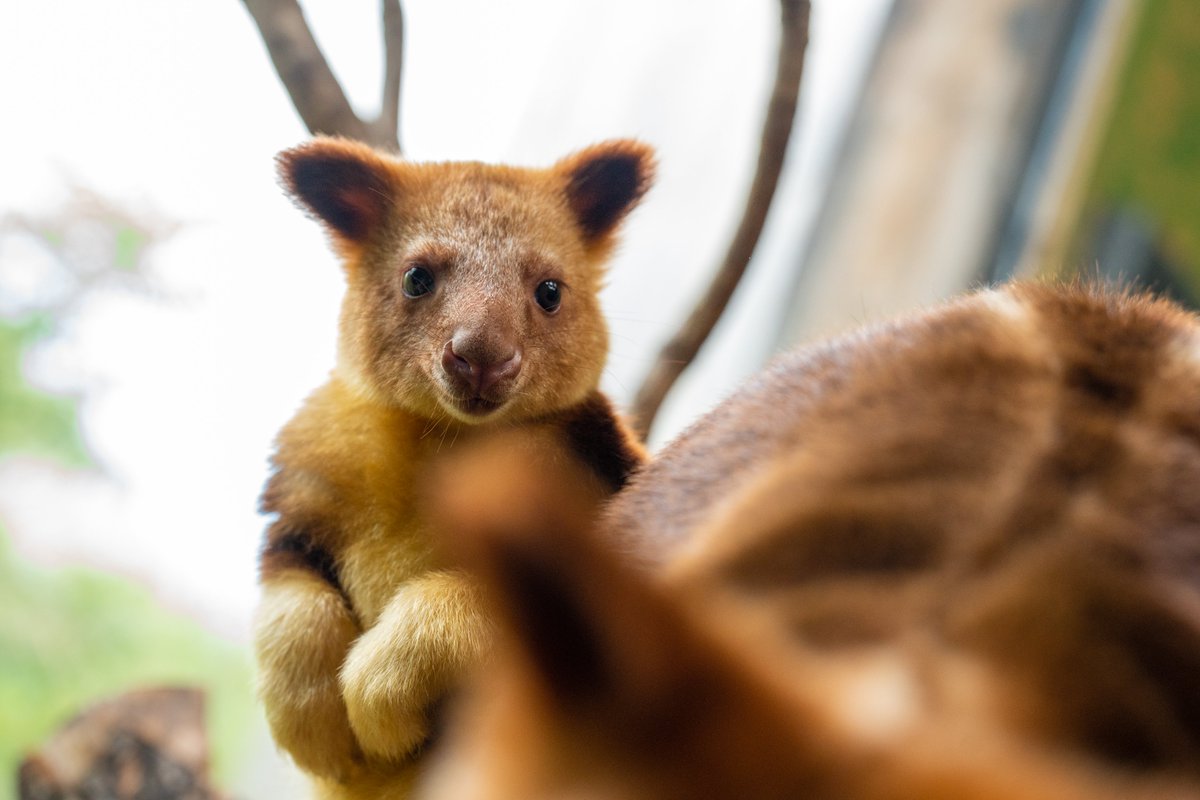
<box><xmin>254</xmin><ymin>137</ymin><xmax>652</xmax><ymax>799</ymax></box>
<box><xmin>419</xmin><ymin>283</ymin><xmax>1200</xmax><ymax>799</ymax></box>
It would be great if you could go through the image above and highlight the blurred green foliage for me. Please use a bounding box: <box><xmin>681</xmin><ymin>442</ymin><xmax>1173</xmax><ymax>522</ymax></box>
<box><xmin>0</xmin><ymin>317</ymin><xmax>89</xmax><ymax>467</ymax></box>
<box><xmin>1080</xmin><ymin>0</ymin><xmax>1200</xmax><ymax>272</ymax></box>
<box><xmin>0</xmin><ymin>206</ymin><xmax>255</xmax><ymax>797</ymax></box>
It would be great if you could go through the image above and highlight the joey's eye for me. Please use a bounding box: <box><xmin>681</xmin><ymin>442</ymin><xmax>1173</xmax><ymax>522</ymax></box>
<box><xmin>535</xmin><ymin>280</ymin><xmax>562</xmax><ymax>313</ymax></box>
<box><xmin>402</xmin><ymin>266</ymin><xmax>435</xmax><ymax>298</ymax></box>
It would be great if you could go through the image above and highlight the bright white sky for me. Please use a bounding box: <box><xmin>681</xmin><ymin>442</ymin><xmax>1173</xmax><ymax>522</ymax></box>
<box><xmin>0</xmin><ymin>0</ymin><xmax>890</xmax><ymax>640</ymax></box>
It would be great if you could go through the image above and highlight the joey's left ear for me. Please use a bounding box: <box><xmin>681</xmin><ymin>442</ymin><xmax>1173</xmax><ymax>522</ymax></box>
<box><xmin>276</xmin><ymin>137</ymin><xmax>396</xmax><ymax>247</ymax></box>
<box><xmin>556</xmin><ymin>140</ymin><xmax>656</xmax><ymax>244</ymax></box>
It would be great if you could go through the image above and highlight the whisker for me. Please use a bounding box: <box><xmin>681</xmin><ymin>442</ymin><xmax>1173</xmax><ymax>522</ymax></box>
<box><xmin>421</xmin><ymin>408</ymin><xmax>450</xmax><ymax>439</ymax></box>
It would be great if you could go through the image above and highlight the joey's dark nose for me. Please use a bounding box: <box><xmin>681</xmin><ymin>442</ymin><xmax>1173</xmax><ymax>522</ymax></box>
<box><xmin>441</xmin><ymin>339</ymin><xmax>523</xmax><ymax>396</ymax></box>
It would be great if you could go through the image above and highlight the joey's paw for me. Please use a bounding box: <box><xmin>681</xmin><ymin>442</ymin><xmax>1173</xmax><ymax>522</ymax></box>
<box><xmin>263</xmin><ymin>689</ymin><xmax>364</xmax><ymax>782</ymax></box>
<box><xmin>340</xmin><ymin>628</ymin><xmax>444</xmax><ymax>762</ymax></box>
<box><xmin>339</xmin><ymin>573</ymin><xmax>491</xmax><ymax>763</ymax></box>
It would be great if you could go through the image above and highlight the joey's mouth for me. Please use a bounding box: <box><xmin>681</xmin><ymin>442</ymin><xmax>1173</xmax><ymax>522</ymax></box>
<box><xmin>461</xmin><ymin>396</ymin><xmax>503</xmax><ymax>416</ymax></box>
<box><xmin>438</xmin><ymin>388</ymin><xmax>509</xmax><ymax>419</ymax></box>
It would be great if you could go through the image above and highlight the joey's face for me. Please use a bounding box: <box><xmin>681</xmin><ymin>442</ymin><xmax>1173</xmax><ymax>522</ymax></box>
<box><xmin>276</xmin><ymin>136</ymin><xmax>655</xmax><ymax>425</ymax></box>
<box><xmin>346</xmin><ymin>178</ymin><xmax>609</xmax><ymax>424</ymax></box>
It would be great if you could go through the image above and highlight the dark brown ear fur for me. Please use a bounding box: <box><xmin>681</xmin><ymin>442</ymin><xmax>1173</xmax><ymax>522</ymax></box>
<box><xmin>431</xmin><ymin>439</ymin><xmax>824</xmax><ymax>797</ymax></box>
<box><xmin>431</xmin><ymin>440</ymin><xmax>636</xmax><ymax>709</ymax></box>
<box><xmin>276</xmin><ymin>137</ymin><xmax>394</xmax><ymax>244</ymax></box>
<box><xmin>558</xmin><ymin>140</ymin><xmax>655</xmax><ymax>243</ymax></box>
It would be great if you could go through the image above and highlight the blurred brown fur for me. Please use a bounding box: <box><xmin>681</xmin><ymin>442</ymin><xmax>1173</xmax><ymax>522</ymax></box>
<box><xmin>421</xmin><ymin>283</ymin><xmax>1200</xmax><ymax>800</ymax></box>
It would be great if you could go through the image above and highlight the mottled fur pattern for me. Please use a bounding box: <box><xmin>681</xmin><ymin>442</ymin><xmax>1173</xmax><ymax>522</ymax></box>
<box><xmin>254</xmin><ymin>137</ymin><xmax>651</xmax><ymax>799</ymax></box>
<box><xmin>420</xmin><ymin>283</ymin><xmax>1200</xmax><ymax>799</ymax></box>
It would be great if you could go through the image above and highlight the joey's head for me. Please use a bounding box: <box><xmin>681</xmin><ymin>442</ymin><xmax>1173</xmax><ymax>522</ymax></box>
<box><xmin>277</xmin><ymin>137</ymin><xmax>654</xmax><ymax>423</ymax></box>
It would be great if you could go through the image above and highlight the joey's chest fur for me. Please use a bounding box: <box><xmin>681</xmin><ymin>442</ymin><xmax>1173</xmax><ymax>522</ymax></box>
<box><xmin>265</xmin><ymin>377</ymin><xmax>642</xmax><ymax>627</ymax></box>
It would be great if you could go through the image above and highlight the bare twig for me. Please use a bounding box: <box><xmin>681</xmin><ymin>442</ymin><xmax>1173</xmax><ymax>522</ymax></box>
<box><xmin>631</xmin><ymin>0</ymin><xmax>811</xmax><ymax>440</ymax></box>
<box><xmin>241</xmin><ymin>0</ymin><xmax>402</xmax><ymax>152</ymax></box>
<box><xmin>373</xmin><ymin>0</ymin><xmax>405</xmax><ymax>149</ymax></box>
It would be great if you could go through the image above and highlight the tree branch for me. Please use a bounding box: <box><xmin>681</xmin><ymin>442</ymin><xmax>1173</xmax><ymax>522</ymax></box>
<box><xmin>242</xmin><ymin>0</ymin><xmax>402</xmax><ymax>151</ymax></box>
<box><xmin>373</xmin><ymin>0</ymin><xmax>405</xmax><ymax>150</ymax></box>
<box><xmin>630</xmin><ymin>0</ymin><xmax>811</xmax><ymax>441</ymax></box>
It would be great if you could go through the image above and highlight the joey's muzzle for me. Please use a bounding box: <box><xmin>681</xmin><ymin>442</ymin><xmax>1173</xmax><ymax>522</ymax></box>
<box><xmin>441</xmin><ymin>338</ymin><xmax>523</xmax><ymax>402</ymax></box>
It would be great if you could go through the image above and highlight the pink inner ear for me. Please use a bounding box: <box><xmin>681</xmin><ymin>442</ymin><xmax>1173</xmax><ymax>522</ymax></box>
<box><xmin>280</xmin><ymin>143</ymin><xmax>393</xmax><ymax>243</ymax></box>
<box><xmin>334</xmin><ymin>185</ymin><xmax>384</xmax><ymax>240</ymax></box>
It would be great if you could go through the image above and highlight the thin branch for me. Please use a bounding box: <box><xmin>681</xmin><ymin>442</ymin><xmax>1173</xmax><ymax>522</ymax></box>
<box><xmin>242</xmin><ymin>0</ymin><xmax>403</xmax><ymax>150</ymax></box>
<box><xmin>630</xmin><ymin>0</ymin><xmax>811</xmax><ymax>441</ymax></box>
<box><xmin>373</xmin><ymin>0</ymin><xmax>405</xmax><ymax>150</ymax></box>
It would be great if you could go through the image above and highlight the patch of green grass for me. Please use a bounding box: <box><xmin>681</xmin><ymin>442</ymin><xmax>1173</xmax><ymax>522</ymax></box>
<box><xmin>1078</xmin><ymin>0</ymin><xmax>1200</xmax><ymax>274</ymax></box>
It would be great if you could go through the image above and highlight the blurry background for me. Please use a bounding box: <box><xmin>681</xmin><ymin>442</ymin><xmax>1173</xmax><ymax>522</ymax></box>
<box><xmin>1</xmin><ymin>0</ymin><xmax>1197</xmax><ymax>795</ymax></box>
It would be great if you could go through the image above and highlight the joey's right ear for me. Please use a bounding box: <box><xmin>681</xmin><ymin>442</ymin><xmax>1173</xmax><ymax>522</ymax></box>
<box><xmin>276</xmin><ymin>137</ymin><xmax>395</xmax><ymax>245</ymax></box>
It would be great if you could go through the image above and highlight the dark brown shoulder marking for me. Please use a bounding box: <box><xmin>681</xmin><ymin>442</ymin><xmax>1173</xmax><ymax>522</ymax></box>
<box><xmin>259</xmin><ymin>522</ymin><xmax>346</xmax><ymax>598</ymax></box>
<box><xmin>258</xmin><ymin>470</ymin><xmax>348</xmax><ymax>599</ymax></box>
<box><xmin>560</xmin><ymin>392</ymin><xmax>647</xmax><ymax>494</ymax></box>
